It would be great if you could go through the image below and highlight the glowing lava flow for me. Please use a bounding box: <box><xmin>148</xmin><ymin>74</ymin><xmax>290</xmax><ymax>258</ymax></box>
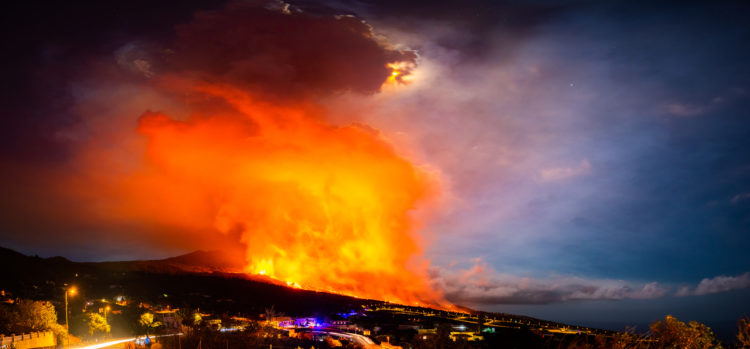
<box><xmin>131</xmin><ymin>82</ymin><xmax>444</xmax><ymax>306</ymax></box>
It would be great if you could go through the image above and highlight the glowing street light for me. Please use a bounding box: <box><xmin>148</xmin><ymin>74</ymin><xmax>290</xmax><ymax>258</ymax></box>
<box><xmin>65</xmin><ymin>287</ymin><xmax>77</xmax><ymax>348</ymax></box>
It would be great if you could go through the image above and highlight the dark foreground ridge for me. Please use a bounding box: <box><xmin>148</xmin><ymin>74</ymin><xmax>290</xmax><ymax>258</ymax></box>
<box><xmin>0</xmin><ymin>246</ymin><xmax>365</xmax><ymax>316</ymax></box>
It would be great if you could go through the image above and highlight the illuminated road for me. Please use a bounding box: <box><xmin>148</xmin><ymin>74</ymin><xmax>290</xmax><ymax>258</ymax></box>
<box><xmin>310</xmin><ymin>330</ymin><xmax>378</xmax><ymax>348</ymax></box>
<box><xmin>73</xmin><ymin>338</ymin><xmax>135</xmax><ymax>349</ymax></box>
<box><xmin>73</xmin><ymin>334</ymin><xmax>182</xmax><ymax>349</ymax></box>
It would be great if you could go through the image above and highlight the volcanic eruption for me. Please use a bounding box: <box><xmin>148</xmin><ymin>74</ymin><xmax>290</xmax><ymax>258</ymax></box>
<box><xmin>46</xmin><ymin>2</ymin><xmax>447</xmax><ymax>307</ymax></box>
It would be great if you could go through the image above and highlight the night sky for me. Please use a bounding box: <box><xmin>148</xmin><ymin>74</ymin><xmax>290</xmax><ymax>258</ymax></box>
<box><xmin>2</xmin><ymin>0</ymin><xmax>749</xmax><ymax>335</ymax></box>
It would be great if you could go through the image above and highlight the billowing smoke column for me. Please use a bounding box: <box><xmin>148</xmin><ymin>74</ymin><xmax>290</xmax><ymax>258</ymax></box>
<box><xmin>59</xmin><ymin>2</ymin><xmax>445</xmax><ymax>305</ymax></box>
<box><xmin>133</xmin><ymin>81</ymin><xmax>441</xmax><ymax>303</ymax></box>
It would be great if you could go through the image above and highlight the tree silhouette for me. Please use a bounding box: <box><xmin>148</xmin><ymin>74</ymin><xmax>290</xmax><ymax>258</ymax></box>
<box><xmin>86</xmin><ymin>313</ymin><xmax>110</xmax><ymax>336</ymax></box>
<box><xmin>650</xmin><ymin>315</ymin><xmax>721</xmax><ymax>349</ymax></box>
<box><xmin>738</xmin><ymin>317</ymin><xmax>750</xmax><ymax>348</ymax></box>
<box><xmin>0</xmin><ymin>300</ymin><xmax>68</xmax><ymax>344</ymax></box>
<box><xmin>139</xmin><ymin>312</ymin><xmax>163</xmax><ymax>335</ymax></box>
<box><xmin>176</xmin><ymin>307</ymin><xmax>202</xmax><ymax>333</ymax></box>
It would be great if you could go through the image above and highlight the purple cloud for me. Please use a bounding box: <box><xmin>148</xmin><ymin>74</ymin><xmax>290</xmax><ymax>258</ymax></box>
<box><xmin>677</xmin><ymin>272</ymin><xmax>750</xmax><ymax>296</ymax></box>
<box><xmin>429</xmin><ymin>259</ymin><xmax>667</xmax><ymax>305</ymax></box>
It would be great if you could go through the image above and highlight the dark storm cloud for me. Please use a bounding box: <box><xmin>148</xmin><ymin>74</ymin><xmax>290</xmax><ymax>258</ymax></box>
<box><xmin>160</xmin><ymin>2</ymin><xmax>416</xmax><ymax>99</ymax></box>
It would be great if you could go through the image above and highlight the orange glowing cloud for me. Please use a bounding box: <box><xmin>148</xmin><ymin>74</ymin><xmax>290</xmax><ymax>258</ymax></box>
<box><xmin>10</xmin><ymin>2</ymin><xmax>450</xmax><ymax>307</ymax></box>
<box><xmin>72</xmin><ymin>79</ymin><xmax>443</xmax><ymax>305</ymax></box>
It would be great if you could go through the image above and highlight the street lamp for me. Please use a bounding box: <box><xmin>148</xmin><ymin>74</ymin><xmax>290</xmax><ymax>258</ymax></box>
<box><xmin>64</xmin><ymin>287</ymin><xmax>76</xmax><ymax>348</ymax></box>
<box><xmin>104</xmin><ymin>305</ymin><xmax>111</xmax><ymax>338</ymax></box>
